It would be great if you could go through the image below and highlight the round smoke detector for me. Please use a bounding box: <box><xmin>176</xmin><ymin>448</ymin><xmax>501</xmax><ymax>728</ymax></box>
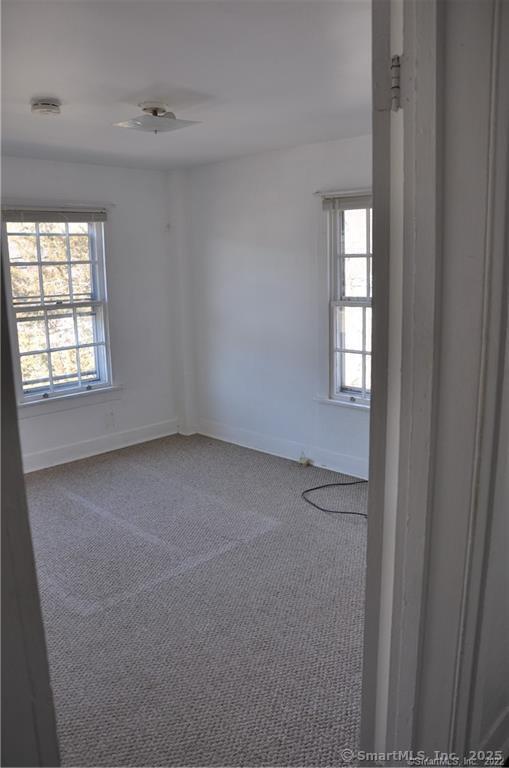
<box><xmin>31</xmin><ymin>98</ymin><xmax>61</xmax><ymax>116</ymax></box>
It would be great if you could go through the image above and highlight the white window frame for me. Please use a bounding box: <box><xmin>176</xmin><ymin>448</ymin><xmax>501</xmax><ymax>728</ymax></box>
<box><xmin>326</xmin><ymin>192</ymin><xmax>372</xmax><ymax>406</ymax></box>
<box><xmin>1</xmin><ymin>210</ymin><xmax>113</xmax><ymax>405</ymax></box>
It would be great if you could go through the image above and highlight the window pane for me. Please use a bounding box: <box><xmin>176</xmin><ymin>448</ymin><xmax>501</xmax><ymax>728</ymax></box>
<box><xmin>79</xmin><ymin>347</ymin><xmax>98</xmax><ymax>378</ymax></box>
<box><xmin>53</xmin><ymin>377</ymin><xmax>80</xmax><ymax>389</ymax></box>
<box><xmin>365</xmin><ymin>355</ymin><xmax>372</xmax><ymax>392</ymax></box>
<box><xmin>71</xmin><ymin>263</ymin><xmax>92</xmax><ymax>298</ymax></box>
<box><xmin>53</xmin><ymin>376</ymin><xmax>80</xmax><ymax>388</ymax></box>
<box><xmin>86</xmin><ymin>344</ymin><xmax>107</xmax><ymax>381</ymax></box>
<box><xmin>77</xmin><ymin>310</ymin><xmax>96</xmax><ymax>344</ymax></box>
<box><xmin>21</xmin><ymin>353</ymin><xmax>49</xmax><ymax>387</ymax></box>
<box><xmin>69</xmin><ymin>235</ymin><xmax>90</xmax><ymax>260</ymax></box>
<box><xmin>51</xmin><ymin>348</ymin><xmax>78</xmax><ymax>380</ymax></box>
<box><xmin>369</xmin><ymin>208</ymin><xmax>373</xmax><ymax>253</ymax></box>
<box><xmin>7</xmin><ymin>235</ymin><xmax>38</xmax><ymax>263</ymax></box>
<box><xmin>365</xmin><ymin>307</ymin><xmax>372</xmax><ymax>352</ymax></box>
<box><xmin>68</xmin><ymin>222</ymin><xmax>89</xmax><ymax>234</ymax></box>
<box><xmin>342</xmin><ymin>352</ymin><xmax>363</xmax><ymax>390</ymax></box>
<box><xmin>369</xmin><ymin>257</ymin><xmax>372</xmax><ymax>298</ymax></box>
<box><xmin>6</xmin><ymin>222</ymin><xmax>36</xmax><ymax>234</ymax></box>
<box><xmin>39</xmin><ymin>222</ymin><xmax>66</xmax><ymax>234</ymax></box>
<box><xmin>48</xmin><ymin>311</ymin><xmax>76</xmax><ymax>349</ymax></box>
<box><xmin>42</xmin><ymin>265</ymin><xmax>70</xmax><ymax>300</ymax></box>
<box><xmin>343</xmin><ymin>257</ymin><xmax>367</xmax><ymax>298</ymax></box>
<box><xmin>40</xmin><ymin>235</ymin><xmax>67</xmax><ymax>261</ymax></box>
<box><xmin>344</xmin><ymin>208</ymin><xmax>367</xmax><ymax>254</ymax></box>
<box><xmin>337</xmin><ymin>306</ymin><xmax>363</xmax><ymax>351</ymax></box>
<box><xmin>10</xmin><ymin>266</ymin><xmax>42</xmax><ymax>303</ymax></box>
<box><xmin>24</xmin><ymin>379</ymin><xmax>49</xmax><ymax>392</ymax></box>
<box><xmin>16</xmin><ymin>315</ymin><xmax>47</xmax><ymax>353</ymax></box>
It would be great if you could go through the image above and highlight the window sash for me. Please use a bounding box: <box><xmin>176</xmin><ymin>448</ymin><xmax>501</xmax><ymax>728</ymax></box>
<box><xmin>7</xmin><ymin>221</ymin><xmax>99</xmax><ymax>306</ymax></box>
<box><xmin>13</xmin><ymin>299</ymin><xmax>103</xmax><ymax>312</ymax></box>
<box><xmin>14</xmin><ymin>317</ymin><xmax>108</xmax><ymax>396</ymax></box>
<box><xmin>2</xmin><ymin>217</ymin><xmax>112</xmax><ymax>402</ymax></box>
<box><xmin>330</xmin><ymin>302</ymin><xmax>372</xmax><ymax>399</ymax></box>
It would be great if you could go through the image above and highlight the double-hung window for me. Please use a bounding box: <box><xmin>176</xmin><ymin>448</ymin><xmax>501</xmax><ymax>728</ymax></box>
<box><xmin>325</xmin><ymin>194</ymin><xmax>372</xmax><ymax>404</ymax></box>
<box><xmin>2</xmin><ymin>209</ymin><xmax>112</xmax><ymax>403</ymax></box>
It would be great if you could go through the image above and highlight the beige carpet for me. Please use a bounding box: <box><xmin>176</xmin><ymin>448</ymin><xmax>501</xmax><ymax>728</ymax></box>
<box><xmin>26</xmin><ymin>434</ymin><xmax>367</xmax><ymax>767</ymax></box>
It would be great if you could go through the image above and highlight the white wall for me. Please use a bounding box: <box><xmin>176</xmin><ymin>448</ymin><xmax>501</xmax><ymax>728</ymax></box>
<box><xmin>179</xmin><ymin>135</ymin><xmax>372</xmax><ymax>477</ymax></box>
<box><xmin>3</xmin><ymin>136</ymin><xmax>371</xmax><ymax>477</ymax></box>
<box><xmin>2</xmin><ymin>156</ymin><xmax>179</xmax><ymax>471</ymax></box>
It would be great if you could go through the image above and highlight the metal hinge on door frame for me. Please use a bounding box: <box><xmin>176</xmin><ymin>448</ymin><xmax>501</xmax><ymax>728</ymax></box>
<box><xmin>391</xmin><ymin>55</ymin><xmax>401</xmax><ymax>111</ymax></box>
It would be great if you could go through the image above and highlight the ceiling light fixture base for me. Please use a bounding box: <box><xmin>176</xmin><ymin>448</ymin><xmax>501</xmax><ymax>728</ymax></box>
<box><xmin>138</xmin><ymin>101</ymin><xmax>173</xmax><ymax>117</ymax></box>
<box><xmin>31</xmin><ymin>98</ymin><xmax>61</xmax><ymax>116</ymax></box>
<box><xmin>114</xmin><ymin>101</ymin><xmax>200</xmax><ymax>134</ymax></box>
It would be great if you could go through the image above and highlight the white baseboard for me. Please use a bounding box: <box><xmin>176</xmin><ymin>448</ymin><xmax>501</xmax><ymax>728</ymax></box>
<box><xmin>23</xmin><ymin>418</ymin><xmax>179</xmax><ymax>473</ymax></box>
<box><xmin>177</xmin><ymin>424</ymin><xmax>199</xmax><ymax>437</ymax></box>
<box><xmin>197</xmin><ymin>418</ymin><xmax>369</xmax><ymax>479</ymax></box>
<box><xmin>22</xmin><ymin>415</ymin><xmax>369</xmax><ymax>479</ymax></box>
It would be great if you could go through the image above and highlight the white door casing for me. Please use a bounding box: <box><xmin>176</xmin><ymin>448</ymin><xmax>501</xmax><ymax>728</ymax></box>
<box><xmin>362</xmin><ymin>0</ymin><xmax>509</xmax><ymax>755</ymax></box>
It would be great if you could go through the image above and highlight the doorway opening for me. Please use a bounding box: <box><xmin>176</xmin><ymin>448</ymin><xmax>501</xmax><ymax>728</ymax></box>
<box><xmin>1</xmin><ymin>1</ymin><xmax>376</xmax><ymax>765</ymax></box>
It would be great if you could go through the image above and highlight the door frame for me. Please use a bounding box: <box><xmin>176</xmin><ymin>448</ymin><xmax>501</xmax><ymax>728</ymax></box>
<box><xmin>1</xmin><ymin>267</ymin><xmax>60</xmax><ymax>767</ymax></box>
<box><xmin>362</xmin><ymin>0</ymin><xmax>509</xmax><ymax>754</ymax></box>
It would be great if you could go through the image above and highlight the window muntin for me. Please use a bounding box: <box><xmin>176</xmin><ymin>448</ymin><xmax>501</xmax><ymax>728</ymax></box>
<box><xmin>327</xmin><ymin>196</ymin><xmax>372</xmax><ymax>403</ymax></box>
<box><xmin>2</xmin><ymin>215</ymin><xmax>112</xmax><ymax>402</ymax></box>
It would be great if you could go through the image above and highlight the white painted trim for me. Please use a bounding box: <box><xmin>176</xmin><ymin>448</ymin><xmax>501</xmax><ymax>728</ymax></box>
<box><xmin>315</xmin><ymin>191</ymin><xmax>333</xmax><ymax>409</ymax></box>
<box><xmin>452</xmin><ymin>0</ymin><xmax>509</xmax><ymax>751</ymax></box>
<box><xmin>17</xmin><ymin>385</ymin><xmax>123</xmax><ymax>418</ymax></box>
<box><xmin>177</xmin><ymin>425</ymin><xmax>199</xmax><ymax>437</ymax></box>
<box><xmin>2</xmin><ymin>198</ymin><xmax>116</xmax><ymax>212</ymax></box>
<box><xmin>2</xmin><ymin>273</ymin><xmax>60</xmax><ymax>766</ymax></box>
<box><xmin>410</xmin><ymin>0</ymin><xmax>509</xmax><ymax>752</ymax></box>
<box><xmin>374</xmin><ymin>0</ymin><xmax>405</xmax><ymax>750</ymax></box>
<box><xmin>314</xmin><ymin>396</ymin><xmax>370</xmax><ymax>412</ymax></box>
<box><xmin>22</xmin><ymin>412</ymin><xmax>368</xmax><ymax>478</ymax></box>
<box><xmin>315</xmin><ymin>187</ymin><xmax>372</xmax><ymax>199</ymax></box>
<box><xmin>22</xmin><ymin>417</ymin><xmax>178</xmax><ymax>473</ymax></box>
<box><xmin>197</xmin><ymin>419</ymin><xmax>369</xmax><ymax>479</ymax></box>
<box><xmin>360</xmin><ymin>0</ymin><xmax>394</xmax><ymax>752</ymax></box>
<box><xmin>385</xmin><ymin>0</ymin><xmax>442</xmax><ymax>750</ymax></box>
<box><xmin>370</xmin><ymin>0</ymin><xmax>509</xmax><ymax>755</ymax></box>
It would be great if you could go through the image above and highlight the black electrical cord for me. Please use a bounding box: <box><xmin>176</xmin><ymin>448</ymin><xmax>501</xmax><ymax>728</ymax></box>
<box><xmin>301</xmin><ymin>479</ymin><xmax>368</xmax><ymax>517</ymax></box>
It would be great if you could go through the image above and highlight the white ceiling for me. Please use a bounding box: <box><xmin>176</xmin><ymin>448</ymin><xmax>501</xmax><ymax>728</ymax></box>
<box><xmin>1</xmin><ymin>0</ymin><xmax>371</xmax><ymax>170</ymax></box>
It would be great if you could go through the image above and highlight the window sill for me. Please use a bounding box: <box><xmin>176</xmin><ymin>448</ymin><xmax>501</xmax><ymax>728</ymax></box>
<box><xmin>17</xmin><ymin>385</ymin><xmax>123</xmax><ymax>419</ymax></box>
<box><xmin>314</xmin><ymin>395</ymin><xmax>371</xmax><ymax>412</ymax></box>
